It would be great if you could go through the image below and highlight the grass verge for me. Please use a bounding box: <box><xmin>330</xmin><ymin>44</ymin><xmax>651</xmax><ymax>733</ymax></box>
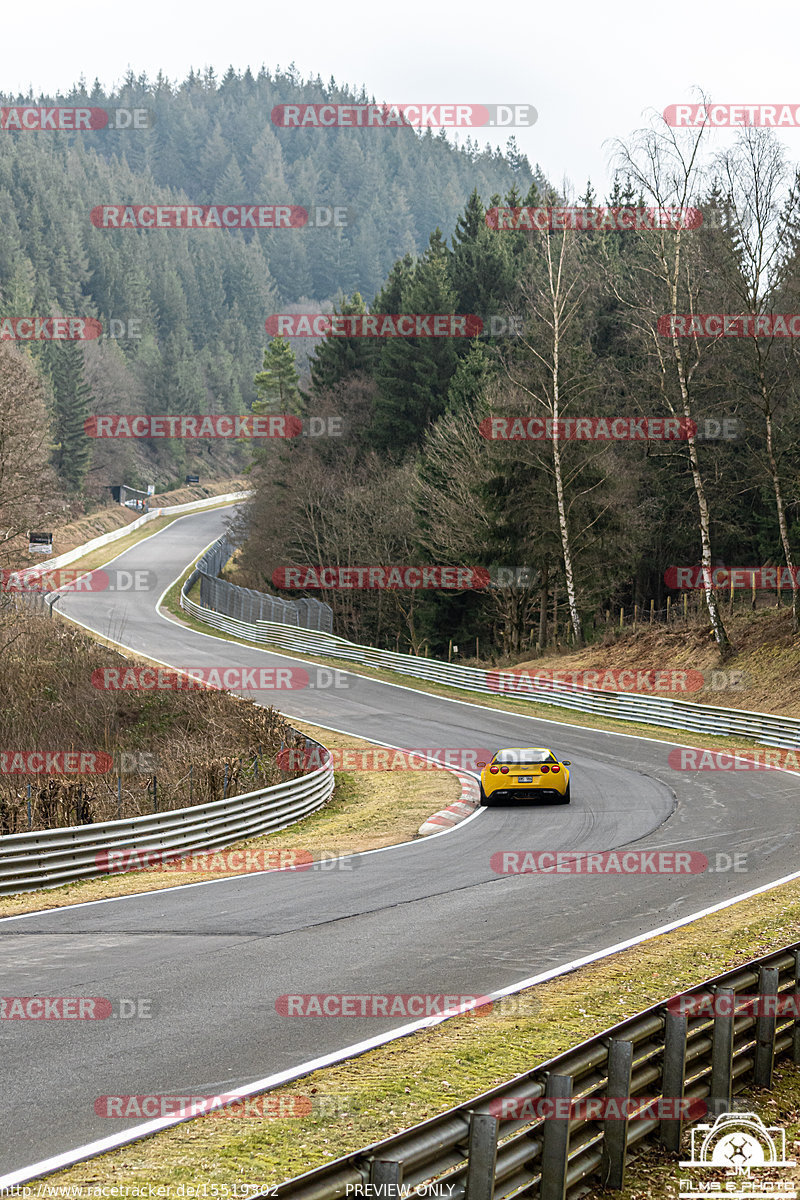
<box><xmin>49</xmin><ymin>493</ymin><xmax>247</xmax><ymax>578</ymax></box>
<box><xmin>33</xmin><ymin>874</ymin><xmax>800</xmax><ymax>1193</ymax></box>
<box><xmin>0</xmin><ymin>719</ymin><xmax>459</xmax><ymax>919</ymax></box>
<box><xmin>162</xmin><ymin>572</ymin><xmax>779</xmax><ymax>759</ymax></box>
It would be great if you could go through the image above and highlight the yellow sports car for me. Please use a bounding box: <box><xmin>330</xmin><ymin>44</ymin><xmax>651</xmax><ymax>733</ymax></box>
<box><xmin>477</xmin><ymin>747</ymin><xmax>571</xmax><ymax>806</ymax></box>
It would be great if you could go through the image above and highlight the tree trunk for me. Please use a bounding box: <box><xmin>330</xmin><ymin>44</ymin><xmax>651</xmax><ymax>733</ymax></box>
<box><xmin>538</xmin><ymin>562</ymin><xmax>549</xmax><ymax>650</ymax></box>
<box><xmin>761</xmin><ymin>369</ymin><xmax>798</xmax><ymax>634</ymax></box>
<box><xmin>551</xmin><ymin>304</ymin><xmax>583</xmax><ymax>647</ymax></box>
<box><xmin>666</xmin><ymin>246</ymin><xmax>730</xmax><ymax>660</ymax></box>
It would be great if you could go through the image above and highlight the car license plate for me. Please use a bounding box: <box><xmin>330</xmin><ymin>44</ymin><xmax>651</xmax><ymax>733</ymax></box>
<box><xmin>518</xmin><ymin>775</ymin><xmax>533</xmax><ymax>783</ymax></box>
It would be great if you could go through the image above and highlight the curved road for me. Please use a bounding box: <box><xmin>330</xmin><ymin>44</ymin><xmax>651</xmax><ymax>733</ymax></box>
<box><xmin>2</xmin><ymin>507</ymin><xmax>797</xmax><ymax>1180</ymax></box>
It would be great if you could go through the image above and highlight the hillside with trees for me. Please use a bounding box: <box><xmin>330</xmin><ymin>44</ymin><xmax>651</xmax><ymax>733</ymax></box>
<box><xmin>234</xmin><ymin>121</ymin><xmax>800</xmax><ymax>661</ymax></box>
<box><xmin>0</xmin><ymin>67</ymin><xmax>535</xmax><ymax>507</ymax></box>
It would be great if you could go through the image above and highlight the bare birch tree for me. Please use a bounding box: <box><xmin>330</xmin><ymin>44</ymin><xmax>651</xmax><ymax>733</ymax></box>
<box><xmin>500</xmin><ymin>211</ymin><xmax>618</xmax><ymax>648</ymax></box>
<box><xmin>610</xmin><ymin>109</ymin><xmax>732</xmax><ymax>658</ymax></box>
<box><xmin>715</xmin><ymin>127</ymin><xmax>800</xmax><ymax>633</ymax></box>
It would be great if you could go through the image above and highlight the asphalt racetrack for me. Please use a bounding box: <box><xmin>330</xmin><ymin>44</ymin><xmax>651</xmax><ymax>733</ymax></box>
<box><xmin>2</xmin><ymin>507</ymin><xmax>797</xmax><ymax>1179</ymax></box>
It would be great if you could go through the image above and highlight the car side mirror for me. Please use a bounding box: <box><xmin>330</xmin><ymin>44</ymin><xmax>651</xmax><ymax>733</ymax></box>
<box><xmin>477</xmin><ymin>761</ymin><xmax>486</xmax><ymax>768</ymax></box>
<box><xmin>561</xmin><ymin>760</ymin><xmax>571</xmax><ymax>766</ymax></box>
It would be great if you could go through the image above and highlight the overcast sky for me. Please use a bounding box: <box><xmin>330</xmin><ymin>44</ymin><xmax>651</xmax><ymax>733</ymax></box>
<box><xmin>3</xmin><ymin>0</ymin><xmax>800</xmax><ymax>194</ymax></box>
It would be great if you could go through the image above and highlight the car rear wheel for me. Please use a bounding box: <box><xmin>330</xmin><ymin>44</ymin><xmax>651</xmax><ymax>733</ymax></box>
<box><xmin>556</xmin><ymin>783</ymin><xmax>571</xmax><ymax>804</ymax></box>
<box><xmin>479</xmin><ymin>783</ymin><xmax>491</xmax><ymax>806</ymax></box>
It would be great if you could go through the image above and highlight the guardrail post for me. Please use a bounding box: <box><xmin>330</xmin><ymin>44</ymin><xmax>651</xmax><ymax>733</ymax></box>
<box><xmin>370</xmin><ymin>1159</ymin><xmax>401</xmax><ymax>1194</ymax></box>
<box><xmin>540</xmin><ymin>1073</ymin><xmax>572</xmax><ymax>1200</ymax></box>
<box><xmin>754</xmin><ymin>966</ymin><xmax>779</xmax><ymax>1087</ymax></box>
<box><xmin>465</xmin><ymin>1111</ymin><xmax>498</xmax><ymax>1200</ymax></box>
<box><xmin>794</xmin><ymin>952</ymin><xmax>800</xmax><ymax>1065</ymax></box>
<box><xmin>660</xmin><ymin>1010</ymin><xmax>688</xmax><ymax>1151</ymax></box>
<box><xmin>601</xmin><ymin>1039</ymin><xmax>633</xmax><ymax>1189</ymax></box>
<box><xmin>710</xmin><ymin>987</ymin><xmax>735</xmax><ymax>1115</ymax></box>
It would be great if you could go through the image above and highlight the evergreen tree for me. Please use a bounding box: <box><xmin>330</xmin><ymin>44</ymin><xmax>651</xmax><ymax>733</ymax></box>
<box><xmin>254</xmin><ymin>336</ymin><xmax>302</xmax><ymax>414</ymax></box>
<box><xmin>48</xmin><ymin>340</ymin><xmax>91</xmax><ymax>490</ymax></box>
<box><xmin>309</xmin><ymin>292</ymin><xmax>378</xmax><ymax>393</ymax></box>
<box><xmin>372</xmin><ymin>231</ymin><xmax>464</xmax><ymax>454</ymax></box>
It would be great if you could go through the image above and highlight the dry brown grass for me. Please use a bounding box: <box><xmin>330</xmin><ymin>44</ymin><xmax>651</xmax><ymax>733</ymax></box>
<box><xmin>35</xmin><ymin>871</ymin><xmax>800</xmax><ymax>1193</ymax></box>
<box><xmin>17</xmin><ymin>478</ymin><xmax>248</xmax><ymax>560</ymax></box>
<box><xmin>0</xmin><ymin>611</ymin><xmax>293</xmax><ymax>834</ymax></box>
<box><xmin>505</xmin><ymin>607</ymin><xmax>800</xmax><ymax>719</ymax></box>
<box><xmin>0</xmin><ymin>719</ymin><xmax>459</xmax><ymax>917</ymax></box>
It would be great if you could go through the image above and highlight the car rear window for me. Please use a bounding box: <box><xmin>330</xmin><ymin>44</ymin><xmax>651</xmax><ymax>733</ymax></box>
<box><xmin>493</xmin><ymin>750</ymin><xmax>557</xmax><ymax>765</ymax></box>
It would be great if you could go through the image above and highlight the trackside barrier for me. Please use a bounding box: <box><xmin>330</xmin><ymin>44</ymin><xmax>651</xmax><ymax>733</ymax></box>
<box><xmin>180</xmin><ymin>556</ymin><xmax>800</xmax><ymax>751</ymax></box>
<box><xmin>28</xmin><ymin>490</ymin><xmax>251</xmax><ymax>580</ymax></box>
<box><xmin>195</xmin><ymin>535</ymin><xmax>333</xmax><ymax>631</ymax></box>
<box><xmin>0</xmin><ymin>738</ymin><xmax>334</xmax><ymax>896</ymax></box>
<box><xmin>271</xmin><ymin>942</ymin><xmax>800</xmax><ymax>1198</ymax></box>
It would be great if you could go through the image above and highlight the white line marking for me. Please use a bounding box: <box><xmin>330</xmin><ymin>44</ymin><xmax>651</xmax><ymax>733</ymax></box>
<box><xmin>8</xmin><ymin>511</ymin><xmax>798</xmax><ymax>1183</ymax></box>
<box><xmin>4</xmin><ymin>864</ymin><xmax>800</xmax><ymax>1186</ymax></box>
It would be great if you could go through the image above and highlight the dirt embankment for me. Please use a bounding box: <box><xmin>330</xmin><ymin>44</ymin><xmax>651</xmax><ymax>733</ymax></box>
<box><xmin>0</xmin><ymin>611</ymin><xmax>294</xmax><ymax>834</ymax></box>
<box><xmin>501</xmin><ymin>608</ymin><xmax>800</xmax><ymax>719</ymax></box>
<box><xmin>30</xmin><ymin>478</ymin><xmax>248</xmax><ymax>560</ymax></box>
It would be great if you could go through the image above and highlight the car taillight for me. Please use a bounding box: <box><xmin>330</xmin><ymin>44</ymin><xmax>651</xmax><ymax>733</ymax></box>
<box><xmin>540</xmin><ymin>765</ymin><xmax>550</xmax><ymax>773</ymax></box>
<box><xmin>551</xmin><ymin>765</ymin><xmax>560</xmax><ymax>773</ymax></box>
<box><xmin>489</xmin><ymin>765</ymin><xmax>499</xmax><ymax>774</ymax></box>
<box><xmin>500</xmin><ymin>765</ymin><xmax>509</xmax><ymax>774</ymax></box>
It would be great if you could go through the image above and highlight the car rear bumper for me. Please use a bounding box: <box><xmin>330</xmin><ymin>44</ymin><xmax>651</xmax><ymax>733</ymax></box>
<box><xmin>484</xmin><ymin>787</ymin><xmax>565</xmax><ymax>801</ymax></box>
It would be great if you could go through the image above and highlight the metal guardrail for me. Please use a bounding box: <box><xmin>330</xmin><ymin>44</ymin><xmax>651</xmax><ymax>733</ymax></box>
<box><xmin>195</xmin><ymin>536</ymin><xmax>333</xmax><ymax>631</ymax></box>
<box><xmin>180</xmin><ymin>590</ymin><xmax>800</xmax><ymax>752</ymax></box>
<box><xmin>14</xmin><ymin>490</ymin><xmax>250</xmax><ymax>586</ymax></box>
<box><xmin>273</xmin><ymin>941</ymin><xmax>800</xmax><ymax>1198</ymax></box>
<box><xmin>0</xmin><ymin>740</ymin><xmax>334</xmax><ymax>896</ymax></box>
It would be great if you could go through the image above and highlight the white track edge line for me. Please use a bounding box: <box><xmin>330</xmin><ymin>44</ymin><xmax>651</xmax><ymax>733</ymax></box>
<box><xmin>4</xmin><ymin>862</ymin><xmax>800</xmax><ymax>1187</ymax></box>
<box><xmin>6</xmin><ymin>516</ymin><xmax>798</xmax><ymax>1182</ymax></box>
